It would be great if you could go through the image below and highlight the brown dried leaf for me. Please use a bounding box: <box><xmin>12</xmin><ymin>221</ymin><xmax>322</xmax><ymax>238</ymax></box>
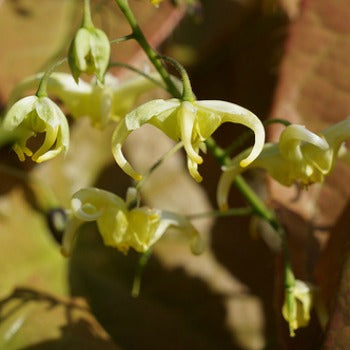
<box><xmin>319</xmin><ymin>202</ymin><xmax>350</xmax><ymax>349</ymax></box>
<box><xmin>269</xmin><ymin>0</ymin><xmax>350</xmax><ymax>261</ymax></box>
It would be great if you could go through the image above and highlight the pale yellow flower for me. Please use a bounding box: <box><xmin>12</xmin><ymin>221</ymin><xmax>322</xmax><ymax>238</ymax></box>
<box><xmin>282</xmin><ymin>279</ymin><xmax>314</xmax><ymax>337</ymax></box>
<box><xmin>49</xmin><ymin>73</ymin><xmax>160</xmax><ymax>128</ymax></box>
<box><xmin>217</xmin><ymin>119</ymin><xmax>350</xmax><ymax>210</ymax></box>
<box><xmin>61</xmin><ymin>187</ymin><xmax>204</xmax><ymax>256</ymax></box>
<box><xmin>112</xmin><ymin>98</ymin><xmax>265</xmax><ymax>182</ymax></box>
<box><xmin>2</xmin><ymin>95</ymin><xmax>69</xmax><ymax>163</ymax></box>
<box><xmin>9</xmin><ymin>72</ymin><xmax>160</xmax><ymax>128</ymax></box>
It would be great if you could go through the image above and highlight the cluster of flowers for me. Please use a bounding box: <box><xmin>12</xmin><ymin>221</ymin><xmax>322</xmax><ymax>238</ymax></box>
<box><xmin>1</xmin><ymin>3</ymin><xmax>266</xmax><ymax>257</ymax></box>
<box><xmin>2</xmin><ymin>0</ymin><xmax>348</xmax><ymax>336</ymax></box>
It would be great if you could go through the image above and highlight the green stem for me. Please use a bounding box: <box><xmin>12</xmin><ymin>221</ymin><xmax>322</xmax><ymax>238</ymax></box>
<box><xmin>36</xmin><ymin>58</ymin><xmax>67</xmax><ymax>98</ymax></box>
<box><xmin>113</xmin><ymin>0</ymin><xmax>181</xmax><ymax>98</ymax></box>
<box><xmin>264</xmin><ymin>118</ymin><xmax>291</xmax><ymax>128</ymax></box>
<box><xmin>205</xmin><ymin>136</ymin><xmax>278</xmax><ymax>230</ymax></box>
<box><xmin>186</xmin><ymin>207</ymin><xmax>252</xmax><ymax>220</ymax></box>
<box><xmin>158</xmin><ymin>55</ymin><xmax>195</xmax><ymax>102</ymax></box>
<box><xmin>131</xmin><ymin>248</ymin><xmax>153</xmax><ymax>297</ymax></box>
<box><xmin>234</xmin><ymin>175</ymin><xmax>277</xmax><ymax>228</ymax></box>
<box><xmin>205</xmin><ymin>137</ymin><xmax>227</xmax><ymax>165</ymax></box>
<box><xmin>234</xmin><ymin>174</ymin><xmax>297</xmax><ymax>319</ymax></box>
<box><xmin>206</xmin><ymin>136</ymin><xmax>296</xmax><ymax>332</ymax></box>
<box><xmin>109</xmin><ymin>61</ymin><xmax>166</xmax><ymax>90</ymax></box>
<box><xmin>110</xmin><ymin>34</ymin><xmax>135</xmax><ymax>44</ymax></box>
<box><xmin>83</xmin><ymin>0</ymin><xmax>94</xmax><ymax>28</ymax></box>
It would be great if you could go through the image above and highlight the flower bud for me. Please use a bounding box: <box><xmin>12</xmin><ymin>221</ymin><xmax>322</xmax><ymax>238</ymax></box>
<box><xmin>2</xmin><ymin>96</ymin><xmax>69</xmax><ymax>162</ymax></box>
<box><xmin>68</xmin><ymin>26</ymin><xmax>110</xmax><ymax>84</ymax></box>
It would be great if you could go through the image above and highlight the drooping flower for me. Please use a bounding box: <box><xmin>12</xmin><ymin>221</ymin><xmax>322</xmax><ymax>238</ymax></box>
<box><xmin>68</xmin><ymin>1</ymin><xmax>110</xmax><ymax>83</ymax></box>
<box><xmin>282</xmin><ymin>279</ymin><xmax>314</xmax><ymax>337</ymax></box>
<box><xmin>112</xmin><ymin>98</ymin><xmax>265</xmax><ymax>182</ymax></box>
<box><xmin>217</xmin><ymin>119</ymin><xmax>350</xmax><ymax>210</ymax></box>
<box><xmin>61</xmin><ymin>187</ymin><xmax>204</xmax><ymax>256</ymax></box>
<box><xmin>2</xmin><ymin>95</ymin><xmax>69</xmax><ymax>163</ymax></box>
<box><xmin>9</xmin><ymin>72</ymin><xmax>161</xmax><ymax>128</ymax></box>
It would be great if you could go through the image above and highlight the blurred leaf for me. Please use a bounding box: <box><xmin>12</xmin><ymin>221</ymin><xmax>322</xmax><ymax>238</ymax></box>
<box><xmin>0</xmin><ymin>188</ymin><xmax>118</xmax><ymax>348</ymax></box>
<box><xmin>0</xmin><ymin>189</ymin><xmax>68</xmax><ymax>298</ymax></box>
<box><xmin>0</xmin><ymin>0</ymin><xmax>78</xmax><ymax>101</ymax></box>
<box><xmin>0</xmin><ymin>287</ymin><xmax>119</xmax><ymax>350</ymax></box>
<box><xmin>319</xmin><ymin>202</ymin><xmax>350</xmax><ymax>349</ymax></box>
<box><xmin>277</xmin><ymin>0</ymin><xmax>302</xmax><ymax>19</ymax></box>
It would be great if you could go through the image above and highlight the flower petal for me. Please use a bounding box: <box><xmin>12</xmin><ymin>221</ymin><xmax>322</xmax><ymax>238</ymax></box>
<box><xmin>31</xmin><ymin>124</ymin><xmax>59</xmax><ymax>163</ymax></box>
<box><xmin>3</xmin><ymin>96</ymin><xmax>37</xmax><ymax>130</ymax></box>
<box><xmin>111</xmin><ymin>120</ymin><xmax>142</xmax><ymax>181</ymax></box>
<box><xmin>97</xmin><ymin>208</ymin><xmax>128</xmax><ymax>249</ymax></box>
<box><xmin>178</xmin><ymin>102</ymin><xmax>203</xmax><ymax>165</ymax></box>
<box><xmin>279</xmin><ymin>124</ymin><xmax>328</xmax><ymax>161</ymax></box>
<box><xmin>196</xmin><ymin>100</ymin><xmax>265</xmax><ymax>167</ymax></box>
<box><xmin>61</xmin><ymin>216</ymin><xmax>84</xmax><ymax>257</ymax></box>
<box><xmin>187</xmin><ymin>151</ymin><xmax>203</xmax><ymax>182</ymax></box>
<box><xmin>72</xmin><ymin>187</ymin><xmax>125</xmax><ymax>221</ymax></box>
<box><xmin>35</xmin><ymin>97</ymin><xmax>60</xmax><ymax>127</ymax></box>
<box><xmin>159</xmin><ymin>211</ymin><xmax>205</xmax><ymax>255</ymax></box>
<box><xmin>127</xmin><ymin>208</ymin><xmax>161</xmax><ymax>252</ymax></box>
<box><xmin>217</xmin><ymin>167</ymin><xmax>238</xmax><ymax>211</ymax></box>
<box><xmin>323</xmin><ymin>117</ymin><xmax>350</xmax><ymax>151</ymax></box>
<box><xmin>124</xmin><ymin>98</ymin><xmax>180</xmax><ymax>130</ymax></box>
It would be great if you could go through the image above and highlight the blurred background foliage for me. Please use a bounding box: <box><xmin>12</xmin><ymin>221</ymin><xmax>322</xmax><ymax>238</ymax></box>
<box><xmin>1</xmin><ymin>0</ymin><xmax>350</xmax><ymax>349</ymax></box>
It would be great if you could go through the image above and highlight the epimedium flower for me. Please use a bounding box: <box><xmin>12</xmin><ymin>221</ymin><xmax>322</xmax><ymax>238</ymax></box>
<box><xmin>68</xmin><ymin>0</ymin><xmax>110</xmax><ymax>83</ymax></box>
<box><xmin>112</xmin><ymin>98</ymin><xmax>265</xmax><ymax>182</ymax></box>
<box><xmin>48</xmin><ymin>72</ymin><xmax>161</xmax><ymax>128</ymax></box>
<box><xmin>9</xmin><ymin>72</ymin><xmax>162</xmax><ymax>128</ymax></box>
<box><xmin>282</xmin><ymin>279</ymin><xmax>314</xmax><ymax>337</ymax></box>
<box><xmin>217</xmin><ymin>119</ymin><xmax>350</xmax><ymax>210</ymax></box>
<box><xmin>61</xmin><ymin>187</ymin><xmax>204</xmax><ymax>256</ymax></box>
<box><xmin>2</xmin><ymin>95</ymin><xmax>69</xmax><ymax>163</ymax></box>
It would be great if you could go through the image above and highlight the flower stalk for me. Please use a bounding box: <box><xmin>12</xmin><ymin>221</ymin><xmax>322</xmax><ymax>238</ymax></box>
<box><xmin>113</xmin><ymin>0</ymin><xmax>181</xmax><ymax>98</ymax></box>
<box><xmin>36</xmin><ymin>58</ymin><xmax>67</xmax><ymax>98</ymax></box>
